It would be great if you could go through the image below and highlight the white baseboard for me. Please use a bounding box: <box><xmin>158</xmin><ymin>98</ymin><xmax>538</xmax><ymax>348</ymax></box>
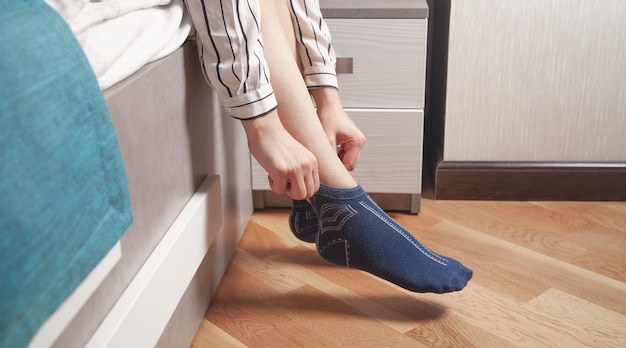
<box><xmin>86</xmin><ymin>175</ymin><xmax>222</xmax><ymax>347</ymax></box>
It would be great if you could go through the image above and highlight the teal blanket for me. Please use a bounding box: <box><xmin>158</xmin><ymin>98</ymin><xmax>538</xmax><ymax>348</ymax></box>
<box><xmin>0</xmin><ymin>1</ymin><xmax>132</xmax><ymax>346</ymax></box>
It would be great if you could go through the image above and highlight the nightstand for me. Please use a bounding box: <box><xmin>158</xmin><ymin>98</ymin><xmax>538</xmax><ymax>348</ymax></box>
<box><xmin>251</xmin><ymin>0</ymin><xmax>429</xmax><ymax>213</ymax></box>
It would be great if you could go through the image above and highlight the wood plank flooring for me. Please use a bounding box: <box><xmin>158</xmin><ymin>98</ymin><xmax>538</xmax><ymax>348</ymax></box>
<box><xmin>191</xmin><ymin>199</ymin><xmax>626</xmax><ymax>347</ymax></box>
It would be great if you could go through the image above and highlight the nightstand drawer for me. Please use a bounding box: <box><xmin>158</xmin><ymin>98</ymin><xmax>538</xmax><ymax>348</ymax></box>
<box><xmin>326</xmin><ymin>19</ymin><xmax>428</xmax><ymax>109</ymax></box>
<box><xmin>348</xmin><ymin>109</ymin><xmax>423</xmax><ymax>193</ymax></box>
<box><xmin>250</xmin><ymin>109</ymin><xmax>423</xmax><ymax>194</ymax></box>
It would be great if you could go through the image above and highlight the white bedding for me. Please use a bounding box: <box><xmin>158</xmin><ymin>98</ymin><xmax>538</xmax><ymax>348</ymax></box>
<box><xmin>44</xmin><ymin>0</ymin><xmax>192</xmax><ymax>90</ymax></box>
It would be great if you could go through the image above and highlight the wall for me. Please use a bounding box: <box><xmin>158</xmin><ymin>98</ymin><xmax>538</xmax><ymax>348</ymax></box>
<box><xmin>442</xmin><ymin>0</ymin><xmax>626</xmax><ymax>162</ymax></box>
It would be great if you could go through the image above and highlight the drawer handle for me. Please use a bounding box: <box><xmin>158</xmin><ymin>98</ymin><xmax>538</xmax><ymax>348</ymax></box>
<box><xmin>336</xmin><ymin>57</ymin><xmax>353</xmax><ymax>74</ymax></box>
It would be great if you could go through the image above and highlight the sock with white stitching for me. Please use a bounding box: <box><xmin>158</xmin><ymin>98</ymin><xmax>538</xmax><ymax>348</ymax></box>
<box><xmin>289</xmin><ymin>200</ymin><xmax>318</xmax><ymax>243</ymax></box>
<box><xmin>310</xmin><ymin>184</ymin><xmax>473</xmax><ymax>293</ymax></box>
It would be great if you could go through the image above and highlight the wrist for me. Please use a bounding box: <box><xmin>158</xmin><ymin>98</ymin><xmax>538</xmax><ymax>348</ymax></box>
<box><xmin>310</xmin><ymin>87</ymin><xmax>342</xmax><ymax>110</ymax></box>
<box><xmin>241</xmin><ymin>109</ymin><xmax>283</xmax><ymax>142</ymax></box>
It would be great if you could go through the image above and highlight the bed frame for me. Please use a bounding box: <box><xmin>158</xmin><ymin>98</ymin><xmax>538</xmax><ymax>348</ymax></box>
<box><xmin>36</xmin><ymin>40</ymin><xmax>253</xmax><ymax>347</ymax></box>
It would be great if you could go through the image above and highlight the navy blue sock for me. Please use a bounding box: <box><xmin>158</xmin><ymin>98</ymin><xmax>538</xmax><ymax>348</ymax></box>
<box><xmin>289</xmin><ymin>200</ymin><xmax>318</xmax><ymax>243</ymax></box>
<box><xmin>310</xmin><ymin>184</ymin><xmax>473</xmax><ymax>293</ymax></box>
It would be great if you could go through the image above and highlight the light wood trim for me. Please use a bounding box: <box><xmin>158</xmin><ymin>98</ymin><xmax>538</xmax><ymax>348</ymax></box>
<box><xmin>252</xmin><ymin>190</ymin><xmax>421</xmax><ymax>213</ymax></box>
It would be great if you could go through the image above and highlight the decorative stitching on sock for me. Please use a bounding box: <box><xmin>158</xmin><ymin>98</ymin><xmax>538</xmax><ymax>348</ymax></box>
<box><xmin>319</xmin><ymin>203</ymin><xmax>357</xmax><ymax>233</ymax></box>
<box><xmin>318</xmin><ymin>237</ymin><xmax>345</xmax><ymax>251</ymax></box>
<box><xmin>306</xmin><ymin>209</ymin><xmax>315</xmax><ymax>219</ymax></box>
<box><xmin>359</xmin><ymin>200</ymin><xmax>449</xmax><ymax>266</ymax></box>
<box><xmin>294</xmin><ymin>211</ymin><xmax>302</xmax><ymax>234</ymax></box>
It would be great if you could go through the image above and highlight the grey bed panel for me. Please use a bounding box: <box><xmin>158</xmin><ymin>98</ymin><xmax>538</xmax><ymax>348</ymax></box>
<box><xmin>54</xmin><ymin>41</ymin><xmax>222</xmax><ymax>347</ymax></box>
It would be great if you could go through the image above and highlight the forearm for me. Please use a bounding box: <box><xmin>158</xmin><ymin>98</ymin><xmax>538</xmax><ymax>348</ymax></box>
<box><xmin>287</xmin><ymin>0</ymin><xmax>338</xmax><ymax>89</ymax></box>
<box><xmin>184</xmin><ymin>0</ymin><xmax>277</xmax><ymax>119</ymax></box>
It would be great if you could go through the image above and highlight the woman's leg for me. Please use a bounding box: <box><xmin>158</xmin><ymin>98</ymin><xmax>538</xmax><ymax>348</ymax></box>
<box><xmin>259</xmin><ymin>0</ymin><xmax>345</xmax><ymax>243</ymax></box>
<box><xmin>259</xmin><ymin>0</ymin><xmax>357</xmax><ymax>190</ymax></box>
<box><xmin>259</xmin><ymin>0</ymin><xmax>472</xmax><ymax>293</ymax></box>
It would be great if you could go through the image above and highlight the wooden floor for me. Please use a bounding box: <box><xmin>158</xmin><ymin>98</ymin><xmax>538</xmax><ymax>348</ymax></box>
<box><xmin>191</xmin><ymin>199</ymin><xmax>626</xmax><ymax>347</ymax></box>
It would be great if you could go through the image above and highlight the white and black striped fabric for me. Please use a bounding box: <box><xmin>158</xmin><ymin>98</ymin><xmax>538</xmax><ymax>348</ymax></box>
<box><xmin>185</xmin><ymin>0</ymin><xmax>337</xmax><ymax>119</ymax></box>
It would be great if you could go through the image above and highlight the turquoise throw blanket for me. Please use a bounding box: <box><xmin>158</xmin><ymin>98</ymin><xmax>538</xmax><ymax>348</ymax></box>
<box><xmin>0</xmin><ymin>1</ymin><xmax>132</xmax><ymax>346</ymax></box>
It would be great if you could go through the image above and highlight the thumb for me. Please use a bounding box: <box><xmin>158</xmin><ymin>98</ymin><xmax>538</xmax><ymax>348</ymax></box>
<box><xmin>340</xmin><ymin>147</ymin><xmax>360</xmax><ymax>171</ymax></box>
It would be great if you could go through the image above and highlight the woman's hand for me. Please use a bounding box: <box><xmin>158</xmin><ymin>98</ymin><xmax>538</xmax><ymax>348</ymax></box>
<box><xmin>310</xmin><ymin>88</ymin><xmax>366</xmax><ymax>171</ymax></box>
<box><xmin>241</xmin><ymin>110</ymin><xmax>319</xmax><ymax>200</ymax></box>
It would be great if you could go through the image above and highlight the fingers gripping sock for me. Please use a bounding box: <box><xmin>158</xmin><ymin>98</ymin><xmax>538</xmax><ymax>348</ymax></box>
<box><xmin>289</xmin><ymin>200</ymin><xmax>319</xmax><ymax>243</ymax></box>
<box><xmin>310</xmin><ymin>184</ymin><xmax>473</xmax><ymax>293</ymax></box>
